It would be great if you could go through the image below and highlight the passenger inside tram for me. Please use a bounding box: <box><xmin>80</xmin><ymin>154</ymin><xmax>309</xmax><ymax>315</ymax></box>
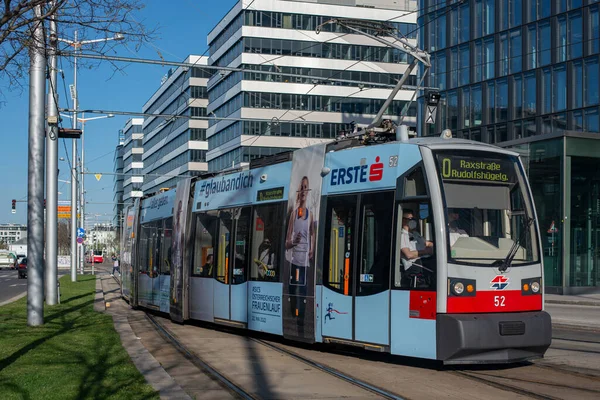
<box><xmin>399</xmin><ymin>208</ymin><xmax>435</xmax><ymax>287</ymax></box>
<box><xmin>199</xmin><ymin>254</ymin><xmax>213</xmax><ymax>277</ymax></box>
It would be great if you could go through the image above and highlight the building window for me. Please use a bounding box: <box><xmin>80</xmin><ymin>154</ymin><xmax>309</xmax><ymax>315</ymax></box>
<box><xmin>591</xmin><ymin>6</ymin><xmax>600</xmax><ymax>54</ymax></box>
<box><xmin>459</xmin><ymin>44</ymin><xmax>470</xmax><ymax>86</ymax></box>
<box><xmin>524</xmin><ymin>72</ymin><xmax>536</xmax><ymax>117</ymax></box>
<box><xmin>539</xmin><ymin>22</ymin><xmax>551</xmax><ymax>66</ymax></box>
<box><xmin>585</xmin><ymin>57</ymin><xmax>599</xmax><ymax>106</ymax></box>
<box><xmin>510</xmin><ymin>28</ymin><xmax>522</xmax><ymax>74</ymax></box>
<box><xmin>487</xmin><ymin>82</ymin><xmax>495</xmax><ymax>124</ymax></box>
<box><xmin>474</xmin><ymin>37</ymin><xmax>495</xmax><ymax>82</ymax></box>
<box><xmin>459</xmin><ymin>3</ymin><xmax>469</xmax><ymax>43</ymax></box>
<box><xmin>573</xmin><ymin>61</ymin><xmax>583</xmax><ymax>109</ymax></box>
<box><xmin>557</xmin><ymin>16</ymin><xmax>567</xmax><ymax>63</ymax></box>
<box><xmin>450</xmin><ymin>47</ymin><xmax>459</xmax><ymax>88</ymax></box>
<box><xmin>527</xmin><ymin>25</ymin><xmax>537</xmax><ymax>69</ymax></box>
<box><xmin>500</xmin><ymin>0</ymin><xmax>509</xmax><ymax>31</ymax></box>
<box><xmin>569</xmin><ymin>11</ymin><xmax>583</xmax><ymax>60</ymax></box>
<box><xmin>448</xmin><ymin>90</ymin><xmax>458</xmax><ymax>130</ymax></box>
<box><xmin>462</xmin><ymin>87</ymin><xmax>471</xmax><ymax>128</ymax></box>
<box><xmin>500</xmin><ymin>32</ymin><xmax>509</xmax><ymax>76</ymax></box>
<box><xmin>496</xmin><ymin>78</ymin><xmax>509</xmax><ymax>122</ymax></box>
<box><xmin>553</xmin><ymin>65</ymin><xmax>567</xmax><ymax>112</ymax></box>
<box><xmin>472</xmin><ymin>85</ymin><xmax>483</xmax><ymax>126</ymax></box>
<box><xmin>474</xmin><ymin>0</ymin><xmax>495</xmax><ymax>38</ymax></box>
<box><xmin>586</xmin><ymin>108</ymin><xmax>600</xmax><ymax>132</ymax></box>
<box><xmin>573</xmin><ymin>110</ymin><xmax>584</xmax><ymax>131</ymax></box>
<box><xmin>543</xmin><ymin>68</ymin><xmax>552</xmax><ymax>114</ymax></box>
<box><xmin>514</xmin><ymin>75</ymin><xmax>523</xmax><ymax>119</ymax></box>
<box><xmin>433</xmin><ymin>52</ymin><xmax>447</xmax><ymax>90</ymax></box>
<box><xmin>511</xmin><ymin>0</ymin><xmax>522</xmax><ymax>28</ymax></box>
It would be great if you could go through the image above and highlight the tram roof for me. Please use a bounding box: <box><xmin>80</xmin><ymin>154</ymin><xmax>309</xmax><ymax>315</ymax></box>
<box><xmin>323</xmin><ymin>136</ymin><xmax>520</xmax><ymax>157</ymax></box>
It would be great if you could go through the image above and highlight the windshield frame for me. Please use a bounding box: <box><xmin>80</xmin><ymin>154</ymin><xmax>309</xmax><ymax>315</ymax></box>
<box><xmin>432</xmin><ymin>149</ymin><xmax>541</xmax><ymax>268</ymax></box>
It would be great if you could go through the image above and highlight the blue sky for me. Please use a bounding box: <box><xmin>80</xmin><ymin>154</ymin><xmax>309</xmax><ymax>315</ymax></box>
<box><xmin>0</xmin><ymin>1</ymin><xmax>235</xmax><ymax>226</ymax></box>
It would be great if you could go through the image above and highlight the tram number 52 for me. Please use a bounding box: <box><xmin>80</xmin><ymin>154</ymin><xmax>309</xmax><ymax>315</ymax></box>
<box><xmin>494</xmin><ymin>296</ymin><xmax>506</xmax><ymax>307</ymax></box>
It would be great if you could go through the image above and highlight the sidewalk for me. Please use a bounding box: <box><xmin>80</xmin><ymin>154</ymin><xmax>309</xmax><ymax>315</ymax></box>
<box><xmin>95</xmin><ymin>269</ymin><xmax>193</xmax><ymax>400</ymax></box>
<box><xmin>545</xmin><ymin>293</ymin><xmax>600</xmax><ymax>307</ymax></box>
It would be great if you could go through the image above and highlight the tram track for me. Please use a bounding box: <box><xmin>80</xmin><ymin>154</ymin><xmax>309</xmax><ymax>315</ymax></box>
<box><xmin>250</xmin><ymin>337</ymin><xmax>406</xmax><ymax>400</ymax></box>
<box><xmin>449</xmin><ymin>362</ymin><xmax>600</xmax><ymax>400</ymax></box>
<box><xmin>145</xmin><ymin>313</ymin><xmax>258</xmax><ymax>400</ymax></box>
<box><xmin>145</xmin><ymin>312</ymin><xmax>406</xmax><ymax>400</ymax></box>
<box><xmin>110</xmin><ymin>272</ymin><xmax>599</xmax><ymax>399</ymax></box>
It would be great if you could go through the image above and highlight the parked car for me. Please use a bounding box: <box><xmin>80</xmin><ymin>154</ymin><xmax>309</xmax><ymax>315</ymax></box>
<box><xmin>17</xmin><ymin>257</ymin><xmax>27</xmax><ymax>279</ymax></box>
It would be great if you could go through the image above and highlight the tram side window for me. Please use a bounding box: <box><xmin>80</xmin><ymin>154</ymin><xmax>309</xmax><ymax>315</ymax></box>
<box><xmin>216</xmin><ymin>211</ymin><xmax>233</xmax><ymax>283</ymax></box>
<box><xmin>161</xmin><ymin>217</ymin><xmax>173</xmax><ymax>275</ymax></box>
<box><xmin>251</xmin><ymin>203</ymin><xmax>284</xmax><ymax>282</ymax></box>
<box><xmin>403</xmin><ymin>166</ymin><xmax>427</xmax><ymax>197</ymax></box>
<box><xmin>358</xmin><ymin>192</ymin><xmax>394</xmax><ymax>296</ymax></box>
<box><xmin>139</xmin><ymin>223</ymin><xmax>157</xmax><ymax>275</ymax></box>
<box><xmin>394</xmin><ymin>203</ymin><xmax>436</xmax><ymax>290</ymax></box>
<box><xmin>192</xmin><ymin>213</ymin><xmax>217</xmax><ymax>277</ymax></box>
<box><xmin>232</xmin><ymin>207</ymin><xmax>251</xmax><ymax>284</ymax></box>
<box><xmin>324</xmin><ymin>195</ymin><xmax>357</xmax><ymax>294</ymax></box>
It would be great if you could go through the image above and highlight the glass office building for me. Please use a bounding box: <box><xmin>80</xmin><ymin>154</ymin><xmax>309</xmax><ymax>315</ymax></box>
<box><xmin>419</xmin><ymin>0</ymin><xmax>600</xmax><ymax>293</ymax></box>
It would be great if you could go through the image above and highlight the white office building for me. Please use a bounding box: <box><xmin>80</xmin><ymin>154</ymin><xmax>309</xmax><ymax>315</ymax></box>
<box><xmin>206</xmin><ymin>0</ymin><xmax>419</xmax><ymax>171</ymax></box>
<box><xmin>0</xmin><ymin>224</ymin><xmax>27</xmax><ymax>245</ymax></box>
<box><xmin>142</xmin><ymin>55</ymin><xmax>211</xmax><ymax>194</ymax></box>
<box><xmin>122</xmin><ymin>118</ymin><xmax>145</xmax><ymax>203</ymax></box>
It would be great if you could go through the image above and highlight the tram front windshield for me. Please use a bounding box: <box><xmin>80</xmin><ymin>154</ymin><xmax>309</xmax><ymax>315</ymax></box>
<box><xmin>434</xmin><ymin>150</ymin><xmax>539</xmax><ymax>267</ymax></box>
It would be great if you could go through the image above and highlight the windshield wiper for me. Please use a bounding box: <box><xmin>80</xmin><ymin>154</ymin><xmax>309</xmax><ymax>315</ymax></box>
<box><xmin>492</xmin><ymin>217</ymin><xmax>534</xmax><ymax>272</ymax></box>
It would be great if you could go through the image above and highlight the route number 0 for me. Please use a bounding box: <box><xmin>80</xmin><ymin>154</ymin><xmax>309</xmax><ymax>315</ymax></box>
<box><xmin>494</xmin><ymin>296</ymin><xmax>506</xmax><ymax>307</ymax></box>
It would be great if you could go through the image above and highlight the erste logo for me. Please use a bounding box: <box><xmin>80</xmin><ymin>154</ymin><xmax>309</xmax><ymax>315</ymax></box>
<box><xmin>330</xmin><ymin>156</ymin><xmax>384</xmax><ymax>186</ymax></box>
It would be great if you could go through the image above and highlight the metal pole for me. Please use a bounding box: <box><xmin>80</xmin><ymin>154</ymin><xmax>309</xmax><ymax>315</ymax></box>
<box><xmin>70</xmin><ymin>30</ymin><xmax>78</xmax><ymax>282</ymax></box>
<box><xmin>81</xmin><ymin>116</ymin><xmax>86</xmax><ymax>274</ymax></box>
<box><xmin>45</xmin><ymin>2</ymin><xmax>58</xmax><ymax>305</ymax></box>
<box><xmin>27</xmin><ymin>5</ymin><xmax>46</xmax><ymax>326</ymax></box>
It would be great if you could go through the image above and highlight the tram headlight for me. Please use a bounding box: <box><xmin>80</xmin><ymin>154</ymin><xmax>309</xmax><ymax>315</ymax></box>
<box><xmin>453</xmin><ymin>282</ymin><xmax>464</xmax><ymax>295</ymax></box>
<box><xmin>531</xmin><ymin>281</ymin><xmax>540</xmax><ymax>293</ymax></box>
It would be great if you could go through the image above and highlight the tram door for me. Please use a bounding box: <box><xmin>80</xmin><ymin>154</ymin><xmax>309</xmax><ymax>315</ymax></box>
<box><xmin>322</xmin><ymin>192</ymin><xmax>394</xmax><ymax>345</ymax></box>
<box><xmin>213</xmin><ymin>207</ymin><xmax>250</xmax><ymax>323</ymax></box>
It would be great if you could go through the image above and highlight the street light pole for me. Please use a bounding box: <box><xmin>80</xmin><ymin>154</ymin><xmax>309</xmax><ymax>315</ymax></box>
<box><xmin>45</xmin><ymin>1</ymin><xmax>59</xmax><ymax>304</ymax></box>
<box><xmin>70</xmin><ymin>30</ymin><xmax>79</xmax><ymax>282</ymax></box>
<box><xmin>27</xmin><ymin>4</ymin><xmax>46</xmax><ymax>326</ymax></box>
<box><xmin>57</xmin><ymin>30</ymin><xmax>123</xmax><ymax>279</ymax></box>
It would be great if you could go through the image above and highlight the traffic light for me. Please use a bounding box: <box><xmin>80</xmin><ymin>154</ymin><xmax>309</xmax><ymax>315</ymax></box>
<box><xmin>44</xmin><ymin>199</ymin><xmax>46</xmax><ymax>209</ymax></box>
<box><xmin>11</xmin><ymin>199</ymin><xmax>15</xmax><ymax>214</ymax></box>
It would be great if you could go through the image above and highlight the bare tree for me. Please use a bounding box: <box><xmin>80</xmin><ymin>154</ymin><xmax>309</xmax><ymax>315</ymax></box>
<box><xmin>0</xmin><ymin>0</ymin><xmax>156</xmax><ymax>93</ymax></box>
<box><xmin>57</xmin><ymin>219</ymin><xmax>70</xmax><ymax>254</ymax></box>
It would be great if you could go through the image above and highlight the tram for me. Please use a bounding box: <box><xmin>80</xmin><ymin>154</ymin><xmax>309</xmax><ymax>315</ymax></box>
<box><xmin>121</xmin><ymin>134</ymin><xmax>552</xmax><ymax>364</ymax></box>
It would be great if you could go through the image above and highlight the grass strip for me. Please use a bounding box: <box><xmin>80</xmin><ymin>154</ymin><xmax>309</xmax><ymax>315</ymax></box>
<box><xmin>0</xmin><ymin>274</ymin><xmax>159</xmax><ymax>400</ymax></box>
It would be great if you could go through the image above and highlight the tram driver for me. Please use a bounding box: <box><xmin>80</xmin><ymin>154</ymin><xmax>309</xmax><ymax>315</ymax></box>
<box><xmin>448</xmin><ymin>208</ymin><xmax>470</xmax><ymax>246</ymax></box>
<box><xmin>400</xmin><ymin>208</ymin><xmax>434</xmax><ymax>287</ymax></box>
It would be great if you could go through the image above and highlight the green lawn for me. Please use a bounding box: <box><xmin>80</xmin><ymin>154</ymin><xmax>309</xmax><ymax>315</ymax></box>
<box><xmin>0</xmin><ymin>275</ymin><xmax>159</xmax><ymax>400</ymax></box>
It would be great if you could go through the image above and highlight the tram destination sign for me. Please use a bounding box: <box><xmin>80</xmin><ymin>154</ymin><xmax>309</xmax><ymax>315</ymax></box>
<box><xmin>256</xmin><ymin>187</ymin><xmax>284</xmax><ymax>202</ymax></box>
<box><xmin>437</xmin><ymin>154</ymin><xmax>516</xmax><ymax>183</ymax></box>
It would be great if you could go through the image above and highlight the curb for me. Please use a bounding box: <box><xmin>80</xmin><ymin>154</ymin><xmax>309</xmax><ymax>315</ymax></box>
<box><xmin>546</xmin><ymin>299</ymin><xmax>600</xmax><ymax>307</ymax></box>
<box><xmin>0</xmin><ymin>291</ymin><xmax>27</xmax><ymax>307</ymax></box>
<box><xmin>97</xmin><ymin>275</ymin><xmax>192</xmax><ymax>400</ymax></box>
<box><xmin>94</xmin><ymin>278</ymin><xmax>105</xmax><ymax>312</ymax></box>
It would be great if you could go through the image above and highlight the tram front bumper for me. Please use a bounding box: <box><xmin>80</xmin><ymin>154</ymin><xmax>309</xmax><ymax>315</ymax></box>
<box><xmin>437</xmin><ymin>311</ymin><xmax>552</xmax><ymax>364</ymax></box>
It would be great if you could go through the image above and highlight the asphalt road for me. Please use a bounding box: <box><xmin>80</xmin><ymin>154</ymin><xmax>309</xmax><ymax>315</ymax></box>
<box><xmin>0</xmin><ymin>268</ymin><xmax>27</xmax><ymax>305</ymax></box>
<box><xmin>0</xmin><ymin>267</ymin><xmax>70</xmax><ymax>306</ymax></box>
